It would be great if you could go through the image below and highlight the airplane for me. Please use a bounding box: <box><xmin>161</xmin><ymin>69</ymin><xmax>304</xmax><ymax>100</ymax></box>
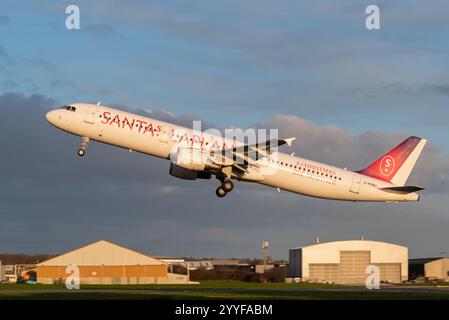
<box><xmin>46</xmin><ymin>103</ymin><xmax>427</xmax><ymax>202</ymax></box>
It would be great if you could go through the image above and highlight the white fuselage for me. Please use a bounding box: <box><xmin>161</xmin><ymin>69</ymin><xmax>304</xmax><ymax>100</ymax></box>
<box><xmin>46</xmin><ymin>103</ymin><xmax>420</xmax><ymax>202</ymax></box>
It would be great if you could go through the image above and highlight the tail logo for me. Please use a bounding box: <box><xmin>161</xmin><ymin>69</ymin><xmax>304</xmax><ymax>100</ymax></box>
<box><xmin>380</xmin><ymin>156</ymin><xmax>395</xmax><ymax>177</ymax></box>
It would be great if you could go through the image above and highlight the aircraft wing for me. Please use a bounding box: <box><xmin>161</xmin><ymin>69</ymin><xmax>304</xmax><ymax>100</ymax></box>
<box><xmin>209</xmin><ymin>137</ymin><xmax>296</xmax><ymax>172</ymax></box>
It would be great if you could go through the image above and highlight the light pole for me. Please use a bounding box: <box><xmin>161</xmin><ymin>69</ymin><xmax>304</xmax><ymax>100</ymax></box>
<box><xmin>183</xmin><ymin>262</ymin><xmax>190</xmax><ymax>284</ymax></box>
<box><xmin>262</xmin><ymin>241</ymin><xmax>269</xmax><ymax>273</ymax></box>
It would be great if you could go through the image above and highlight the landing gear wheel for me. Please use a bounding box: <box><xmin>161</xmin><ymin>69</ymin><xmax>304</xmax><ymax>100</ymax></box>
<box><xmin>77</xmin><ymin>149</ymin><xmax>85</xmax><ymax>157</ymax></box>
<box><xmin>77</xmin><ymin>137</ymin><xmax>89</xmax><ymax>157</ymax></box>
<box><xmin>216</xmin><ymin>187</ymin><xmax>227</xmax><ymax>198</ymax></box>
<box><xmin>222</xmin><ymin>180</ymin><xmax>234</xmax><ymax>192</ymax></box>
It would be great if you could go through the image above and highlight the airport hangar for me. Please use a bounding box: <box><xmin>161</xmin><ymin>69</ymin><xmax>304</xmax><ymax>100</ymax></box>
<box><xmin>287</xmin><ymin>240</ymin><xmax>408</xmax><ymax>284</ymax></box>
<box><xmin>36</xmin><ymin>240</ymin><xmax>189</xmax><ymax>285</ymax></box>
<box><xmin>409</xmin><ymin>257</ymin><xmax>449</xmax><ymax>281</ymax></box>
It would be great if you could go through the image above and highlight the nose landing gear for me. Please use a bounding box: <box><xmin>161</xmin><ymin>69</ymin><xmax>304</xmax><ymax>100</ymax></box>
<box><xmin>77</xmin><ymin>137</ymin><xmax>89</xmax><ymax>157</ymax></box>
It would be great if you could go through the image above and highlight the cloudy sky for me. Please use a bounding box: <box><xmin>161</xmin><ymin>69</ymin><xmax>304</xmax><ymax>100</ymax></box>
<box><xmin>0</xmin><ymin>1</ymin><xmax>448</xmax><ymax>259</ymax></box>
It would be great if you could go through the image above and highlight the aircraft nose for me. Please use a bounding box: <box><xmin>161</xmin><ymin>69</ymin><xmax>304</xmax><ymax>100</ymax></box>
<box><xmin>46</xmin><ymin>110</ymin><xmax>58</xmax><ymax>125</ymax></box>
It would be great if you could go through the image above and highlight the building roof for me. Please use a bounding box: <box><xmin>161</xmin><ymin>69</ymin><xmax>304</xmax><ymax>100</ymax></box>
<box><xmin>290</xmin><ymin>239</ymin><xmax>407</xmax><ymax>250</ymax></box>
<box><xmin>37</xmin><ymin>240</ymin><xmax>166</xmax><ymax>266</ymax></box>
<box><xmin>209</xmin><ymin>259</ymin><xmax>249</xmax><ymax>266</ymax></box>
<box><xmin>409</xmin><ymin>257</ymin><xmax>443</xmax><ymax>265</ymax></box>
<box><xmin>186</xmin><ymin>261</ymin><xmax>214</xmax><ymax>268</ymax></box>
<box><xmin>156</xmin><ymin>257</ymin><xmax>186</xmax><ymax>265</ymax></box>
<box><xmin>424</xmin><ymin>257</ymin><xmax>449</xmax><ymax>265</ymax></box>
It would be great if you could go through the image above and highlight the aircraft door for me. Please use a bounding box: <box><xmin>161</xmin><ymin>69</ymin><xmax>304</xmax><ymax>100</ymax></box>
<box><xmin>350</xmin><ymin>174</ymin><xmax>361</xmax><ymax>194</ymax></box>
<box><xmin>84</xmin><ymin>106</ymin><xmax>97</xmax><ymax>124</ymax></box>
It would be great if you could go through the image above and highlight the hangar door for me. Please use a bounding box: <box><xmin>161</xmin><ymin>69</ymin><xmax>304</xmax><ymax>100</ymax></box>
<box><xmin>309</xmin><ymin>264</ymin><xmax>339</xmax><ymax>283</ymax></box>
<box><xmin>339</xmin><ymin>251</ymin><xmax>370</xmax><ymax>284</ymax></box>
<box><xmin>377</xmin><ymin>263</ymin><xmax>401</xmax><ymax>283</ymax></box>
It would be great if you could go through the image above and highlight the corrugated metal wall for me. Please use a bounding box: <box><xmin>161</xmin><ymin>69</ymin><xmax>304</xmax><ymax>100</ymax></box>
<box><xmin>307</xmin><ymin>251</ymin><xmax>402</xmax><ymax>284</ymax></box>
<box><xmin>37</xmin><ymin>264</ymin><xmax>168</xmax><ymax>284</ymax></box>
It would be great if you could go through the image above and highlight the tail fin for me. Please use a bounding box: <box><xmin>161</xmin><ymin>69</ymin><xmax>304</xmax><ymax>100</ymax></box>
<box><xmin>358</xmin><ymin>136</ymin><xmax>427</xmax><ymax>186</ymax></box>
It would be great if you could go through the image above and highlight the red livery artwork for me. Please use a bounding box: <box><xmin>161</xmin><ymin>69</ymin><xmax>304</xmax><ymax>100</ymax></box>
<box><xmin>101</xmin><ymin>111</ymin><xmax>234</xmax><ymax>151</ymax></box>
<box><xmin>357</xmin><ymin>136</ymin><xmax>421</xmax><ymax>183</ymax></box>
<box><xmin>101</xmin><ymin>111</ymin><xmax>162</xmax><ymax>135</ymax></box>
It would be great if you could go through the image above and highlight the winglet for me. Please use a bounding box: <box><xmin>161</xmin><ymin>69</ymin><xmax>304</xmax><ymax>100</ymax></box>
<box><xmin>284</xmin><ymin>137</ymin><xmax>296</xmax><ymax>147</ymax></box>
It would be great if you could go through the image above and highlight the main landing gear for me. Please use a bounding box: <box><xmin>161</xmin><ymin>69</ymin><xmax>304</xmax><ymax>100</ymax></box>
<box><xmin>77</xmin><ymin>137</ymin><xmax>89</xmax><ymax>157</ymax></box>
<box><xmin>216</xmin><ymin>178</ymin><xmax>234</xmax><ymax>198</ymax></box>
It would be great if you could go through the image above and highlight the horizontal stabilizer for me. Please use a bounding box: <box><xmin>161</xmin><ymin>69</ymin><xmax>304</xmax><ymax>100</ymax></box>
<box><xmin>380</xmin><ymin>186</ymin><xmax>424</xmax><ymax>194</ymax></box>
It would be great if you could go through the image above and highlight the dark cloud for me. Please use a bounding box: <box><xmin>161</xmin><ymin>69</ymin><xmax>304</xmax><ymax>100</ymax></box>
<box><xmin>0</xmin><ymin>92</ymin><xmax>448</xmax><ymax>258</ymax></box>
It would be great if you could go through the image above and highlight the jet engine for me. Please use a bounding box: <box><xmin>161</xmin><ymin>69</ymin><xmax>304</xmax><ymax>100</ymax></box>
<box><xmin>170</xmin><ymin>146</ymin><xmax>215</xmax><ymax>171</ymax></box>
<box><xmin>169</xmin><ymin>163</ymin><xmax>212</xmax><ymax>180</ymax></box>
<box><xmin>169</xmin><ymin>147</ymin><xmax>215</xmax><ymax>180</ymax></box>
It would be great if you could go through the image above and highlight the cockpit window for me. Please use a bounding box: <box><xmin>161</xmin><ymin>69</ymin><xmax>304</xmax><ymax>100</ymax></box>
<box><xmin>62</xmin><ymin>106</ymin><xmax>76</xmax><ymax>112</ymax></box>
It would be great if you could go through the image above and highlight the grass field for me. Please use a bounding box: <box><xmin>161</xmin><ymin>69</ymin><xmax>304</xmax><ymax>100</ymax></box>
<box><xmin>0</xmin><ymin>281</ymin><xmax>449</xmax><ymax>300</ymax></box>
